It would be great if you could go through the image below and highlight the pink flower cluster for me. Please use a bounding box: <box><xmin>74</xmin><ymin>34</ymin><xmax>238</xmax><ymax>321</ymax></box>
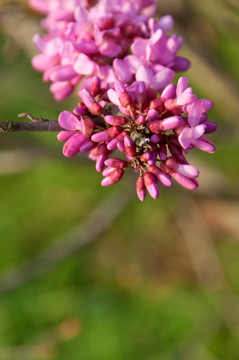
<box><xmin>30</xmin><ymin>0</ymin><xmax>189</xmax><ymax>100</ymax></box>
<box><xmin>30</xmin><ymin>0</ymin><xmax>216</xmax><ymax>201</ymax></box>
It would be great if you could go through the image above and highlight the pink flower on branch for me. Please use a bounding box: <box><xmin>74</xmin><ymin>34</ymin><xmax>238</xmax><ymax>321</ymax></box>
<box><xmin>30</xmin><ymin>0</ymin><xmax>190</xmax><ymax>100</ymax></box>
<box><xmin>29</xmin><ymin>0</ymin><xmax>217</xmax><ymax>201</ymax></box>
<box><xmin>57</xmin><ymin>77</ymin><xmax>216</xmax><ymax>200</ymax></box>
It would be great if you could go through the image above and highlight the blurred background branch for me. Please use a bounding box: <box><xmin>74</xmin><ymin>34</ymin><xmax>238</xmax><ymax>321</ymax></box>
<box><xmin>0</xmin><ymin>183</ymin><xmax>134</xmax><ymax>296</ymax></box>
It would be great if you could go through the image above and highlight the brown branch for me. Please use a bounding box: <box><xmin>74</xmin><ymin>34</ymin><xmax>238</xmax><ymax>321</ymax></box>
<box><xmin>0</xmin><ymin>120</ymin><xmax>62</xmax><ymax>133</ymax></box>
<box><xmin>0</xmin><ymin>112</ymin><xmax>107</xmax><ymax>133</ymax></box>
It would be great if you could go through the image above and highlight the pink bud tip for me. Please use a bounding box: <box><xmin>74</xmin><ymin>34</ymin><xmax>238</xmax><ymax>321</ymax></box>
<box><xmin>136</xmin><ymin>175</ymin><xmax>146</xmax><ymax>201</ymax></box>
<box><xmin>160</xmin><ymin>116</ymin><xmax>182</xmax><ymax>131</ymax></box>
<box><xmin>57</xmin><ymin>131</ymin><xmax>74</xmax><ymax>142</ymax></box>
<box><xmin>119</xmin><ymin>92</ymin><xmax>132</xmax><ymax>107</ymax></box>
<box><xmin>136</xmin><ymin>115</ymin><xmax>146</xmax><ymax>125</ymax></box>
<box><xmin>79</xmin><ymin>140</ymin><xmax>96</xmax><ymax>153</ymax></box>
<box><xmin>143</xmin><ymin>172</ymin><xmax>159</xmax><ymax>199</ymax></box>
<box><xmin>150</xmin><ymin>98</ymin><xmax>165</xmax><ymax>112</ymax></box>
<box><xmin>92</xmin><ymin>126</ymin><xmax>122</xmax><ymax>143</ymax></box>
<box><xmin>101</xmin><ymin>168</ymin><xmax>124</xmax><ymax>186</ymax></box>
<box><xmin>147</xmin><ymin>109</ymin><xmax>159</xmax><ymax>122</ymax></box>
<box><xmin>124</xmin><ymin>135</ymin><xmax>137</xmax><ymax>157</ymax></box>
<box><xmin>172</xmin><ymin>172</ymin><xmax>199</xmax><ymax>190</ymax></box>
<box><xmin>104</xmin><ymin>158</ymin><xmax>127</xmax><ymax>169</ymax></box>
<box><xmin>105</xmin><ymin>115</ymin><xmax>128</xmax><ymax>126</ymax></box>
<box><xmin>50</xmin><ymin>65</ymin><xmax>77</xmax><ymax>82</ymax></box>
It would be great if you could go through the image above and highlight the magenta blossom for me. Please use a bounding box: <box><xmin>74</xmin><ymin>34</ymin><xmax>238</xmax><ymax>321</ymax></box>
<box><xmin>30</xmin><ymin>0</ymin><xmax>189</xmax><ymax>101</ymax></box>
<box><xmin>30</xmin><ymin>0</ymin><xmax>216</xmax><ymax>201</ymax></box>
<box><xmin>57</xmin><ymin>78</ymin><xmax>216</xmax><ymax>201</ymax></box>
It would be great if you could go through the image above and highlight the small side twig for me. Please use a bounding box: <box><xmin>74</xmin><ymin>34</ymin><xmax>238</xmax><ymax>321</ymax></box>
<box><xmin>18</xmin><ymin>112</ymin><xmax>49</xmax><ymax>122</ymax></box>
<box><xmin>0</xmin><ymin>112</ymin><xmax>107</xmax><ymax>133</ymax></box>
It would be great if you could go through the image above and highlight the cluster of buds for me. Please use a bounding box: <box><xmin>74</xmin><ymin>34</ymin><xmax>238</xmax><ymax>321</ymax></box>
<box><xmin>30</xmin><ymin>0</ymin><xmax>216</xmax><ymax>201</ymax></box>
<box><xmin>57</xmin><ymin>77</ymin><xmax>216</xmax><ymax>200</ymax></box>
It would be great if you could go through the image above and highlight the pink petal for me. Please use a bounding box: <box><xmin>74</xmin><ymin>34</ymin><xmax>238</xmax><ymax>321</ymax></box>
<box><xmin>147</xmin><ymin>109</ymin><xmax>159</xmax><ymax>122</ymax></box>
<box><xmin>149</xmin><ymin>165</ymin><xmax>173</xmax><ymax>187</ymax></box>
<box><xmin>150</xmin><ymin>29</ymin><xmax>164</xmax><ymax>45</ymax></box>
<box><xmin>177</xmin><ymin>90</ymin><xmax>197</xmax><ymax>106</ymax></box>
<box><xmin>79</xmin><ymin>140</ymin><xmax>96</xmax><ymax>153</ymax></box>
<box><xmin>188</xmin><ymin>101</ymin><xmax>202</xmax><ymax>127</ymax></box>
<box><xmin>124</xmin><ymin>55</ymin><xmax>145</xmax><ymax>73</ymax></box>
<box><xmin>29</xmin><ymin>0</ymin><xmax>48</xmax><ymax>14</ymax></box>
<box><xmin>136</xmin><ymin>175</ymin><xmax>146</xmax><ymax>202</ymax></box>
<box><xmin>58</xmin><ymin>111</ymin><xmax>81</xmax><ymax>131</ymax></box>
<box><xmin>176</xmin><ymin>77</ymin><xmax>189</xmax><ymax>97</ymax></box>
<box><xmin>178</xmin><ymin>127</ymin><xmax>192</xmax><ymax>149</ymax></box>
<box><xmin>113</xmin><ymin>59</ymin><xmax>132</xmax><ymax>83</ymax></box>
<box><xmin>96</xmin><ymin>154</ymin><xmax>107</xmax><ymax>172</ymax></box>
<box><xmin>31</xmin><ymin>54</ymin><xmax>55</xmax><ymax>72</ymax></box>
<box><xmin>104</xmin><ymin>158</ymin><xmax>127</xmax><ymax>169</ymax></box>
<box><xmin>192</xmin><ymin>124</ymin><xmax>206</xmax><ymax>139</ymax></box>
<box><xmin>107</xmin><ymin>89</ymin><xmax>120</xmax><ymax>106</ymax></box>
<box><xmin>160</xmin><ymin>116</ymin><xmax>182</xmax><ymax>131</ymax></box>
<box><xmin>105</xmin><ymin>115</ymin><xmax>128</xmax><ymax>126</ymax></box>
<box><xmin>146</xmin><ymin>183</ymin><xmax>159</xmax><ymax>199</ymax></box>
<box><xmin>198</xmin><ymin>99</ymin><xmax>214</xmax><ymax>112</ymax></box>
<box><xmin>114</xmin><ymin>80</ymin><xmax>126</xmax><ymax>95</ymax></box>
<box><xmin>101</xmin><ymin>177</ymin><xmax>114</xmax><ymax>186</ymax></box>
<box><xmin>131</xmin><ymin>38</ymin><xmax>148</xmax><ymax>56</ymax></box>
<box><xmin>63</xmin><ymin>133</ymin><xmax>85</xmax><ymax>157</ymax></box>
<box><xmin>74</xmin><ymin>40</ymin><xmax>98</xmax><ymax>55</ymax></box>
<box><xmin>80</xmin><ymin>88</ymin><xmax>94</xmax><ymax>108</ymax></box>
<box><xmin>45</xmin><ymin>38</ymin><xmax>62</xmax><ymax>58</ymax></box>
<box><xmin>124</xmin><ymin>135</ymin><xmax>136</xmax><ymax>157</ymax></box>
<box><xmin>50</xmin><ymin>65</ymin><xmax>77</xmax><ymax>82</ymax></box>
<box><xmin>157</xmin><ymin>15</ymin><xmax>174</xmax><ymax>32</ymax></box>
<box><xmin>177</xmin><ymin>164</ymin><xmax>199</xmax><ymax>178</ymax></box>
<box><xmin>136</xmin><ymin>65</ymin><xmax>153</xmax><ymax>84</ymax></box>
<box><xmin>150</xmin><ymin>134</ymin><xmax>161</xmax><ymax>143</ymax></box>
<box><xmin>74</xmin><ymin>6</ymin><xmax>88</xmax><ymax>22</ymax></box>
<box><xmin>57</xmin><ymin>131</ymin><xmax>75</xmax><ymax>142</ymax></box>
<box><xmin>91</xmin><ymin>126</ymin><xmax>121</xmax><ymax>142</ymax></box>
<box><xmin>73</xmin><ymin>54</ymin><xmax>95</xmax><ymax>75</ymax></box>
<box><xmin>33</xmin><ymin>34</ymin><xmax>45</xmax><ymax>52</ymax></box>
<box><xmin>100</xmin><ymin>42</ymin><xmax>121</xmax><ymax>57</ymax></box>
<box><xmin>171</xmin><ymin>56</ymin><xmax>190</xmax><ymax>72</ymax></box>
<box><xmin>204</xmin><ymin>121</ymin><xmax>217</xmax><ymax>134</ymax></box>
<box><xmin>192</xmin><ymin>137</ymin><xmax>216</xmax><ymax>153</ymax></box>
<box><xmin>151</xmin><ymin>68</ymin><xmax>175</xmax><ymax>90</ymax></box>
<box><xmin>172</xmin><ymin>172</ymin><xmax>199</xmax><ymax>190</ymax></box>
<box><xmin>50</xmin><ymin>82</ymin><xmax>74</xmax><ymax>101</ymax></box>
<box><xmin>161</xmin><ymin>84</ymin><xmax>176</xmax><ymax>100</ymax></box>
<box><xmin>51</xmin><ymin>9</ymin><xmax>73</xmax><ymax>21</ymax></box>
<box><xmin>101</xmin><ymin>168</ymin><xmax>124</xmax><ymax>186</ymax></box>
<box><xmin>158</xmin><ymin>172</ymin><xmax>172</xmax><ymax>187</ymax></box>
<box><xmin>144</xmin><ymin>172</ymin><xmax>159</xmax><ymax>199</ymax></box>
<box><xmin>102</xmin><ymin>167</ymin><xmax>115</xmax><ymax>177</ymax></box>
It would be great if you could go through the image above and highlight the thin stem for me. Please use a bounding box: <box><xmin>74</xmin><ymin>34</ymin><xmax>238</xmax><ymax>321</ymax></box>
<box><xmin>0</xmin><ymin>113</ymin><xmax>107</xmax><ymax>133</ymax></box>
<box><xmin>0</xmin><ymin>120</ymin><xmax>62</xmax><ymax>133</ymax></box>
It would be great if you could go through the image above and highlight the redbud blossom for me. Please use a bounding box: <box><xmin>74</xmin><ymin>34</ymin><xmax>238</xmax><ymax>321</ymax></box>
<box><xmin>30</xmin><ymin>0</ymin><xmax>216</xmax><ymax>201</ymax></box>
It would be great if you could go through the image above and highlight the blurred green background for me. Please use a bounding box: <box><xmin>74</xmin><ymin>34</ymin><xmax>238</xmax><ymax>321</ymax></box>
<box><xmin>0</xmin><ymin>1</ymin><xmax>239</xmax><ymax>359</ymax></box>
